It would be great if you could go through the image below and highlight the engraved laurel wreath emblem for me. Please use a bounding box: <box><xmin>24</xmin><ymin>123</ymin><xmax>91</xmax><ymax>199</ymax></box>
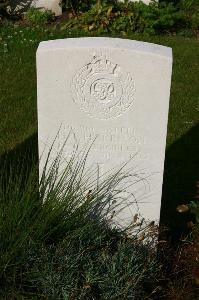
<box><xmin>71</xmin><ymin>55</ymin><xmax>135</xmax><ymax>119</ymax></box>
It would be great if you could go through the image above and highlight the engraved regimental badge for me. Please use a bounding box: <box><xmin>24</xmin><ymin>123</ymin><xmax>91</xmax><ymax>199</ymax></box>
<box><xmin>71</xmin><ymin>54</ymin><xmax>135</xmax><ymax>119</ymax></box>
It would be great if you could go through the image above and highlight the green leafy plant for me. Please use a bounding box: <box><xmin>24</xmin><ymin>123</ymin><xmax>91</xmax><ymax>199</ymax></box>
<box><xmin>24</xmin><ymin>8</ymin><xmax>55</xmax><ymax>25</ymax></box>
<box><xmin>61</xmin><ymin>0</ymin><xmax>116</xmax><ymax>14</ymax></box>
<box><xmin>61</xmin><ymin>1</ymin><xmax>194</xmax><ymax>35</ymax></box>
<box><xmin>188</xmin><ymin>197</ymin><xmax>199</xmax><ymax>224</ymax></box>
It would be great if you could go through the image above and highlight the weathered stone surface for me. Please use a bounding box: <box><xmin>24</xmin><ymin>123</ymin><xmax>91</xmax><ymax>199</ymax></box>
<box><xmin>37</xmin><ymin>37</ymin><xmax>172</xmax><ymax>226</ymax></box>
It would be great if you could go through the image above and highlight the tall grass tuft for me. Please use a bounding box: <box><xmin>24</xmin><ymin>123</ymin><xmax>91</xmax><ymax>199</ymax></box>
<box><xmin>0</xmin><ymin>142</ymin><xmax>160</xmax><ymax>299</ymax></box>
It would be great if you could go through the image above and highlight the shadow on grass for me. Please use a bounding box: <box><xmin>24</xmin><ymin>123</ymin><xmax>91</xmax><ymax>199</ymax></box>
<box><xmin>0</xmin><ymin>133</ymin><xmax>39</xmax><ymax>187</ymax></box>
<box><xmin>0</xmin><ymin>125</ymin><xmax>198</xmax><ymax>241</ymax></box>
<box><xmin>160</xmin><ymin>123</ymin><xmax>199</xmax><ymax>241</ymax></box>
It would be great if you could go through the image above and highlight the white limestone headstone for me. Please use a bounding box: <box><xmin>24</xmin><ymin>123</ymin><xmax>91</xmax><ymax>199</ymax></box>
<box><xmin>37</xmin><ymin>37</ymin><xmax>172</xmax><ymax>226</ymax></box>
<box><xmin>31</xmin><ymin>0</ymin><xmax>62</xmax><ymax>16</ymax></box>
<box><xmin>8</xmin><ymin>0</ymin><xmax>62</xmax><ymax>16</ymax></box>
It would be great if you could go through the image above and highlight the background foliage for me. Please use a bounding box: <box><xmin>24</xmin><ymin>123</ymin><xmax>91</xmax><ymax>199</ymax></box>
<box><xmin>1</xmin><ymin>1</ymin><xmax>199</xmax><ymax>36</ymax></box>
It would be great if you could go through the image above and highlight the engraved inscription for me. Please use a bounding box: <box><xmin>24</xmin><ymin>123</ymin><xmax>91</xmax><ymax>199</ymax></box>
<box><xmin>71</xmin><ymin>54</ymin><xmax>135</xmax><ymax>119</ymax></box>
<box><xmin>54</xmin><ymin>125</ymin><xmax>149</xmax><ymax>170</ymax></box>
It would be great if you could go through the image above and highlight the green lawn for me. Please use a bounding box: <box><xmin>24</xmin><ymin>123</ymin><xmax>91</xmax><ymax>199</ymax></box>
<box><xmin>0</xmin><ymin>25</ymin><xmax>198</xmax><ymax>154</ymax></box>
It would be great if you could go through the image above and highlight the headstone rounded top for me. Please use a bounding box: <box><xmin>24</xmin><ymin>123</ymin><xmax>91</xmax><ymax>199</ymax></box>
<box><xmin>37</xmin><ymin>37</ymin><xmax>172</xmax><ymax>60</ymax></box>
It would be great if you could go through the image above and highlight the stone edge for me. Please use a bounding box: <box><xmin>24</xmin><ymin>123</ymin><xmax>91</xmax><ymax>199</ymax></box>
<box><xmin>36</xmin><ymin>37</ymin><xmax>172</xmax><ymax>60</ymax></box>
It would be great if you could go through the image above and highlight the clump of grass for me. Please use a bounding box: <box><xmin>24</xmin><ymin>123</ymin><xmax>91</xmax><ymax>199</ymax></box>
<box><xmin>0</xmin><ymin>143</ymin><xmax>160</xmax><ymax>299</ymax></box>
